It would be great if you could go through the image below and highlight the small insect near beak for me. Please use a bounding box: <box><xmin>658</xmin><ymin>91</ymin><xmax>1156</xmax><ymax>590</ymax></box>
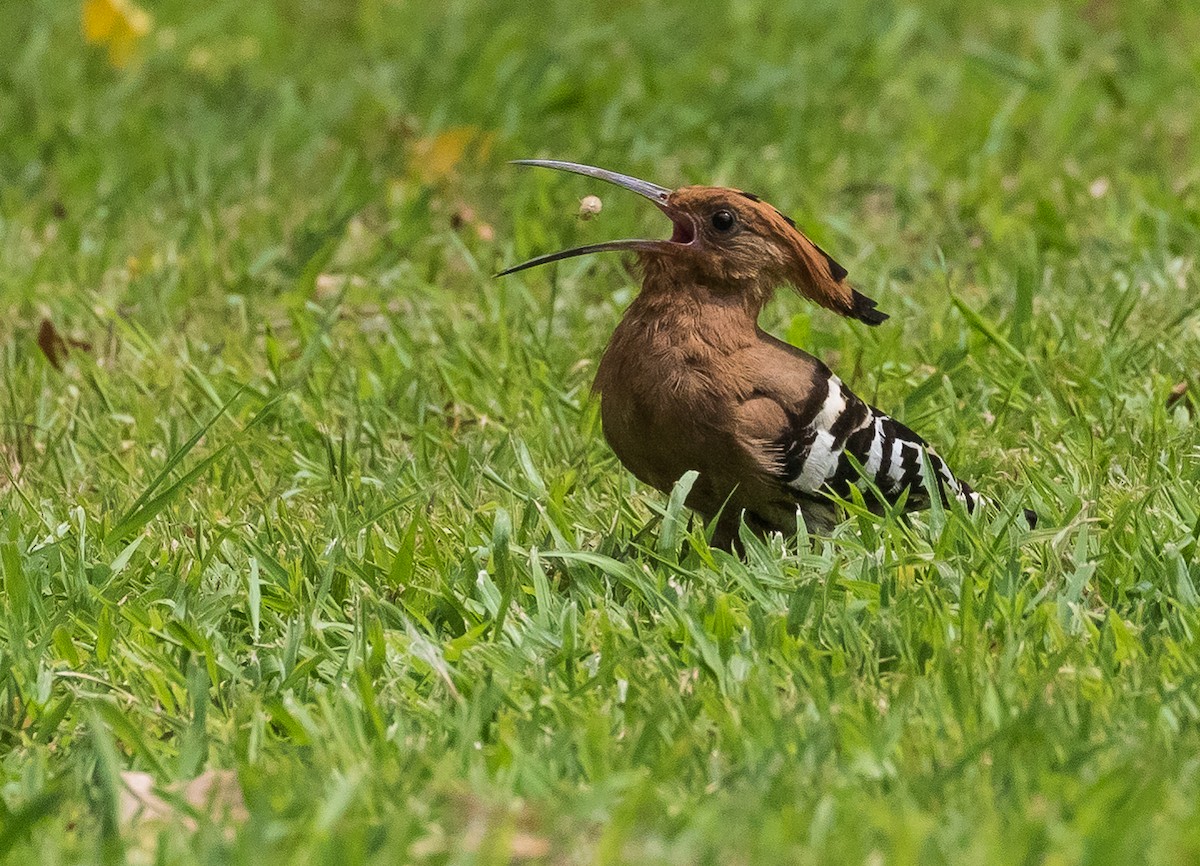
<box><xmin>496</xmin><ymin>159</ymin><xmax>688</xmax><ymax>277</ymax></box>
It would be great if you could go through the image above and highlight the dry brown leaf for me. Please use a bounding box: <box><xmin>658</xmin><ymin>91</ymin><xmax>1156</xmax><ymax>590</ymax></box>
<box><xmin>448</xmin><ymin>791</ymin><xmax>553</xmax><ymax>862</ymax></box>
<box><xmin>507</xmin><ymin>831</ymin><xmax>551</xmax><ymax>860</ymax></box>
<box><xmin>37</xmin><ymin>319</ymin><xmax>68</xmax><ymax>371</ymax></box>
<box><xmin>180</xmin><ymin>770</ymin><xmax>248</xmax><ymax>824</ymax></box>
<box><xmin>37</xmin><ymin>319</ymin><xmax>93</xmax><ymax>371</ymax></box>
<box><xmin>119</xmin><ymin>769</ymin><xmax>247</xmax><ymax>833</ymax></box>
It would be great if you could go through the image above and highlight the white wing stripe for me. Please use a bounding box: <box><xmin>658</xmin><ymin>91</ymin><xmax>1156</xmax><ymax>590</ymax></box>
<box><xmin>863</xmin><ymin>416</ymin><xmax>885</xmax><ymax>476</ymax></box>
<box><xmin>795</xmin><ymin>430</ymin><xmax>838</xmax><ymax>490</ymax></box>
<box><xmin>815</xmin><ymin>377</ymin><xmax>847</xmax><ymax>428</ymax></box>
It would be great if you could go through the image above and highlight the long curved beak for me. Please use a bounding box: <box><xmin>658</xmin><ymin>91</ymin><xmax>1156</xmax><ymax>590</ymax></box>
<box><xmin>495</xmin><ymin>239</ymin><xmax>661</xmax><ymax>277</ymax></box>
<box><xmin>497</xmin><ymin>159</ymin><xmax>677</xmax><ymax>277</ymax></box>
<box><xmin>512</xmin><ymin>159</ymin><xmax>672</xmax><ymax>204</ymax></box>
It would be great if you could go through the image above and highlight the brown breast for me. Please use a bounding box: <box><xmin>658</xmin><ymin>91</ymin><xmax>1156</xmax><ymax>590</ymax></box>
<box><xmin>591</xmin><ymin>291</ymin><xmax>786</xmax><ymax>528</ymax></box>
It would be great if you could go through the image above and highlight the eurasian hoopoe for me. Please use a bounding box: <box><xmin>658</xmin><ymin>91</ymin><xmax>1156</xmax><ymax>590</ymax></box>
<box><xmin>500</xmin><ymin>159</ymin><xmax>1032</xmax><ymax>547</ymax></box>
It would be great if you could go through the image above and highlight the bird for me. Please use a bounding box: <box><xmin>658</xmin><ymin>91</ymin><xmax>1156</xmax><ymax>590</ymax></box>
<box><xmin>499</xmin><ymin>159</ymin><xmax>1031</xmax><ymax>547</ymax></box>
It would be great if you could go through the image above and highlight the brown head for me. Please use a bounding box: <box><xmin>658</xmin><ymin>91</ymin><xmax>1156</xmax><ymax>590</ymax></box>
<box><xmin>498</xmin><ymin>159</ymin><xmax>887</xmax><ymax>325</ymax></box>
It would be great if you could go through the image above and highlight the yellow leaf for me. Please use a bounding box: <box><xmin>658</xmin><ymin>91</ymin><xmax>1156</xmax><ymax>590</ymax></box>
<box><xmin>82</xmin><ymin>0</ymin><xmax>152</xmax><ymax>68</ymax></box>
<box><xmin>410</xmin><ymin>126</ymin><xmax>494</xmax><ymax>184</ymax></box>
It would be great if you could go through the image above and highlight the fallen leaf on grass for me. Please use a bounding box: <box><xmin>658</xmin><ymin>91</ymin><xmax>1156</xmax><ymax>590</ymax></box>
<box><xmin>37</xmin><ymin>320</ymin><xmax>68</xmax><ymax>371</ymax></box>
<box><xmin>449</xmin><ymin>791</ymin><xmax>552</xmax><ymax>862</ymax></box>
<box><xmin>119</xmin><ymin>769</ymin><xmax>248</xmax><ymax>834</ymax></box>
<box><xmin>37</xmin><ymin>319</ymin><xmax>93</xmax><ymax>371</ymax></box>
<box><xmin>507</xmin><ymin>832</ymin><xmax>551</xmax><ymax>859</ymax></box>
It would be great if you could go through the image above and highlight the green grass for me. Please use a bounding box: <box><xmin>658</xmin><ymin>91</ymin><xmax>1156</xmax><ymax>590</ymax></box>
<box><xmin>2</xmin><ymin>0</ymin><xmax>1200</xmax><ymax>862</ymax></box>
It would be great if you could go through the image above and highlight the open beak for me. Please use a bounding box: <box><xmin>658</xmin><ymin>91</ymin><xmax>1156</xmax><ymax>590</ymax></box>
<box><xmin>496</xmin><ymin>159</ymin><xmax>690</xmax><ymax>277</ymax></box>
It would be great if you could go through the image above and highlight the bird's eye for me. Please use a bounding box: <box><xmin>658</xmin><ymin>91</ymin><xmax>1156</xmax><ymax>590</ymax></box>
<box><xmin>710</xmin><ymin>209</ymin><xmax>736</xmax><ymax>232</ymax></box>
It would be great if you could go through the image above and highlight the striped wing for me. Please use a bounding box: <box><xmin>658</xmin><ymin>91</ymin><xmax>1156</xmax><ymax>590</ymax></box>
<box><xmin>771</xmin><ymin>373</ymin><xmax>982</xmax><ymax>514</ymax></box>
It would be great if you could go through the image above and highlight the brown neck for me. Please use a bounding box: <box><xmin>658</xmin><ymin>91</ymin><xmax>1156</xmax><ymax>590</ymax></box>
<box><xmin>610</xmin><ymin>259</ymin><xmax>764</xmax><ymax>358</ymax></box>
<box><xmin>637</xmin><ymin>254</ymin><xmax>773</xmax><ymax>320</ymax></box>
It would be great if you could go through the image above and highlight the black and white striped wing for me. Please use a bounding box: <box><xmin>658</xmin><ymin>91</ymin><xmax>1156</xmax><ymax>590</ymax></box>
<box><xmin>773</xmin><ymin>374</ymin><xmax>982</xmax><ymax>514</ymax></box>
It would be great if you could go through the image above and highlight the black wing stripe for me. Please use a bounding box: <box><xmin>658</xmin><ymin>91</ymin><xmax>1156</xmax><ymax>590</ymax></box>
<box><xmin>771</xmin><ymin>382</ymin><xmax>983</xmax><ymax>515</ymax></box>
<box><xmin>876</xmin><ymin>421</ymin><xmax>894</xmax><ymax>490</ymax></box>
<box><xmin>828</xmin><ymin>398</ymin><xmax>870</xmax><ymax>446</ymax></box>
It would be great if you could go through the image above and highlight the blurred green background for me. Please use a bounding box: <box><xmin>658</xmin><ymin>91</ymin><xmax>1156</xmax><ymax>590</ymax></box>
<box><xmin>2</xmin><ymin>0</ymin><xmax>1200</xmax><ymax>863</ymax></box>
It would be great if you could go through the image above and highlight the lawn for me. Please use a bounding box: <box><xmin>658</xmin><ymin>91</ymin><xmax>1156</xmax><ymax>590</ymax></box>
<box><xmin>2</xmin><ymin>0</ymin><xmax>1200</xmax><ymax>862</ymax></box>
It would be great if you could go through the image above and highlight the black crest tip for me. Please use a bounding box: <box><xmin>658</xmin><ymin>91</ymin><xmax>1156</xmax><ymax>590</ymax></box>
<box><xmin>851</xmin><ymin>290</ymin><xmax>889</xmax><ymax>326</ymax></box>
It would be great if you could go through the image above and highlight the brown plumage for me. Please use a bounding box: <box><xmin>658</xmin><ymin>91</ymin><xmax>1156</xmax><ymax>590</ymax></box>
<box><xmin>500</xmin><ymin>160</ymin><xmax>1028</xmax><ymax>546</ymax></box>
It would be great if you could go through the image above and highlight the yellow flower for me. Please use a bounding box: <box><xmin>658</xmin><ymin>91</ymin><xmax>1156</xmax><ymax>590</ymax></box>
<box><xmin>82</xmin><ymin>0</ymin><xmax>152</xmax><ymax>68</ymax></box>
